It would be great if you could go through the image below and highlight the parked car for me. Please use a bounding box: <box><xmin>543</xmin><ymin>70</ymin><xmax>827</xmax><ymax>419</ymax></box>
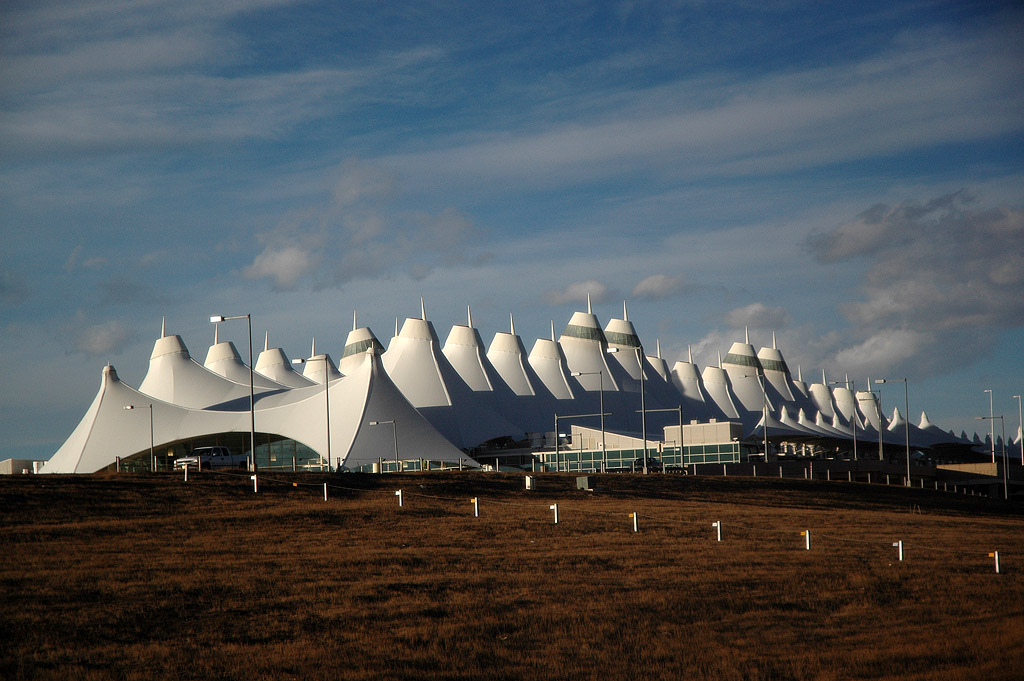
<box><xmin>632</xmin><ymin>457</ymin><xmax>664</xmax><ymax>473</ymax></box>
<box><xmin>173</xmin><ymin>446</ymin><xmax>248</xmax><ymax>470</ymax></box>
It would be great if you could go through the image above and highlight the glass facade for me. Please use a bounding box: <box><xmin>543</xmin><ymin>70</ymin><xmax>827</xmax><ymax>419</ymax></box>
<box><xmin>722</xmin><ymin>353</ymin><xmax>762</xmax><ymax>370</ymax></box>
<box><xmin>561</xmin><ymin>324</ymin><xmax>607</xmax><ymax>343</ymax></box>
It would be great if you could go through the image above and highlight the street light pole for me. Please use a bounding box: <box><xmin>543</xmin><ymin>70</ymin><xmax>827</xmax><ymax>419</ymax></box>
<box><xmin>985</xmin><ymin>389</ymin><xmax>995</xmax><ymax>464</ymax></box>
<box><xmin>828</xmin><ymin>379</ymin><xmax>858</xmax><ymax>461</ymax></box>
<box><xmin>741</xmin><ymin>373</ymin><xmax>769</xmax><ymax>462</ymax></box>
<box><xmin>976</xmin><ymin>415</ymin><xmax>1008</xmax><ymax>499</ymax></box>
<box><xmin>570</xmin><ymin>370</ymin><xmax>607</xmax><ymax>471</ymax></box>
<box><xmin>123</xmin><ymin>404</ymin><xmax>155</xmax><ymax>471</ymax></box>
<box><xmin>293</xmin><ymin>356</ymin><xmax>331</xmax><ymax>472</ymax></box>
<box><xmin>370</xmin><ymin>420</ymin><xmax>398</xmax><ymax>472</ymax></box>
<box><xmin>1014</xmin><ymin>395</ymin><xmax>1022</xmax><ymax>466</ymax></box>
<box><xmin>211</xmin><ymin>314</ymin><xmax>256</xmax><ymax>472</ymax></box>
<box><xmin>876</xmin><ymin>378</ymin><xmax>910</xmax><ymax>486</ymax></box>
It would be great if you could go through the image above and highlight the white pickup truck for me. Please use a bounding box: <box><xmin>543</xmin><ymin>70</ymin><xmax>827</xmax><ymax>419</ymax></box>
<box><xmin>173</xmin><ymin>446</ymin><xmax>249</xmax><ymax>470</ymax></box>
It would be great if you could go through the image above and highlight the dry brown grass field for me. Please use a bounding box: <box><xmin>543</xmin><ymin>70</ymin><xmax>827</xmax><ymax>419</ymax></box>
<box><xmin>2</xmin><ymin>471</ymin><xmax>1023</xmax><ymax>681</ymax></box>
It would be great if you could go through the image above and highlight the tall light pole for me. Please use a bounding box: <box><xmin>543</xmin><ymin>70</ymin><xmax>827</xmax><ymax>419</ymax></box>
<box><xmin>985</xmin><ymin>389</ymin><xmax>995</xmax><ymax>464</ymax></box>
<box><xmin>571</xmin><ymin>370</ymin><xmax>607</xmax><ymax>471</ymax></box>
<box><xmin>211</xmin><ymin>314</ymin><xmax>256</xmax><ymax>472</ymax></box>
<box><xmin>555</xmin><ymin>411</ymin><xmax>605</xmax><ymax>472</ymax></box>
<box><xmin>123</xmin><ymin>404</ymin><xmax>154</xmax><ymax>472</ymax></box>
<box><xmin>741</xmin><ymin>373</ymin><xmax>769</xmax><ymax>462</ymax></box>
<box><xmin>644</xmin><ymin>406</ymin><xmax>682</xmax><ymax>472</ymax></box>
<box><xmin>865</xmin><ymin>387</ymin><xmax>884</xmax><ymax>461</ymax></box>
<box><xmin>1014</xmin><ymin>395</ymin><xmax>1023</xmax><ymax>466</ymax></box>
<box><xmin>976</xmin><ymin>415</ymin><xmax>1008</xmax><ymax>499</ymax></box>
<box><xmin>293</xmin><ymin>356</ymin><xmax>331</xmax><ymax>472</ymax></box>
<box><xmin>827</xmin><ymin>379</ymin><xmax>857</xmax><ymax>461</ymax></box>
<box><xmin>370</xmin><ymin>420</ymin><xmax>399</xmax><ymax>472</ymax></box>
<box><xmin>876</xmin><ymin>378</ymin><xmax>910</xmax><ymax>486</ymax></box>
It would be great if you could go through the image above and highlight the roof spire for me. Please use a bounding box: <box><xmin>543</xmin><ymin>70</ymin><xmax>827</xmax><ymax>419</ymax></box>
<box><xmin>656</xmin><ymin>338</ymin><xmax>662</xmax><ymax>358</ymax></box>
<box><xmin>509</xmin><ymin>313</ymin><xmax>515</xmax><ymax>335</ymax></box>
<box><xmin>745</xmin><ymin>326</ymin><xmax>749</xmax><ymax>344</ymax></box>
<box><xmin>623</xmin><ymin>300</ymin><xmax>628</xmax><ymax>321</ymax></box>
<box><xmin>467</xmin><ymin>304</ymin><xmax>473</xmax><ymax>328</ymax></box>
<box><xmin>395</xmin><ymin>317</ymin><xmax>399</xmax><ymax>337</ymax></box>
<box><xmin>264</xmin><ymin>331</ymin><xmax>269</xmax><ymax>352</ymax></box>
<box><xmin>550</xmin><ymin>320</ymin><xmax>555</xmax><ymax>341</ymax></box>
<box><xmin>213</xmin><ymin>322</ymin><xmax>219</xmax><ymax>344</ymax></box>
<box><xmin>353</xmin><ymin>310</ymin><xmax>357</xmax><ymax>332</ymax></box>
<box><xmin>717</xmin><ymin>350</ymin><xmax>723</xmax><ymax>368</ymax></box>
<box><xmin>798</xmin><ymin>365</ymin><xmax>803</xmax><ymax>382</ymax></box>
<box><xmin>688</xmin><ymin>344</ymin><xmax>693</xmax><ymax>363</ymax></box>
<box><xmin>772</xmin><ymin>331</ymin><xmax>777</xmax><ymax>349</ymax></box>
<box><xmin>311</xmin><ymin>337</ymin><xmax>316</xmax><ymax>357</ymax></box>
<box><xmin>161</xmin><ymin>316</ymin><xmax>166</xmax><ymax>338</ymax></box>
<box><xmin>420</xmin><ymin>296</ymin><xmax>426</xmax><ymax>321</ymax></box>
<box><xmin>587</xmin><ymin>291</ymin><xmax>592</xmax><ymax>314</ymax></box>
<box><xmin>822</xmin><ymin>368</ymin><xmax>827</xmax><ymax>384</ymax></box>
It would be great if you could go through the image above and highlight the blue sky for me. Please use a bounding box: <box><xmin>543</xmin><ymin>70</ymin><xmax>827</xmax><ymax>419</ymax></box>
<box><xmin>2</xmin><ymin>0</ymin><xmax>1023</xmax><ymax>461</ymax></box>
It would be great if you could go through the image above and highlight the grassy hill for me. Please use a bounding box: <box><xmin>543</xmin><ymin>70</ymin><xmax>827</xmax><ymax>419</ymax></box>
<box><xmin>2</xmin><ymin>471</ymin><xmax>1022</xmax><ymax>680</ymax></box>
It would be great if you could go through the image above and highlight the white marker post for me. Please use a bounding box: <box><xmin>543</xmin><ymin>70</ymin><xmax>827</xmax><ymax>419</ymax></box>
<box><xmin>550</xmin><ymin>503</ymin><xmax>559</xmax><ymax>524</ymax></box>
<box><xmin>472</xmin><ymin>497</ymin><xmax>479</xmax><ymax>518</ymax></box>
<box><xmin>629</xmin><ymin>512</ymin><xmax>638</xmax><ymax>533</ymax></box>
<box><xmin>989</xmin><ymin>551</ymin><xmax>1000</xmax><ymax>574</ymax></box>
<box><xmin>893</xmin><ymin>540</ymin><xmax>903</xmax><ymax>562</ymax></box>
<box><xmin>183</xmin><ymin>464</ymin><xmax>188</xmax><ymax>483</ymax></box>
<box><xmin>712</xmin><ymin>520</ymin><xmax>722</xmax><ymax>542</ymax></box>
<box><xmin>395</xmin><ymin>489</ymin><xmax>403</xmax><ymax>507</ymax></box>
<box><xmin>250</xmin><ymin>474</ymin><xmax>258</xmax><ymax>494</ymax></box>
<box><xmin>323</xmin><ymin>482</ymin><xmax>328</xmax><ymax>502</ymax></box>
<box><xmin>801</xmin><ymin>530</ymin><xmax>811</xmax><ymax>550</ymax></box>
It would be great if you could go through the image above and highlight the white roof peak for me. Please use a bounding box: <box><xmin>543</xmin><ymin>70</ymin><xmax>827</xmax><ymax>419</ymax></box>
<box><xmin>717</xmin><ymin>350</ymin><xmax>722</xmax><ymax>368</ymax></box>
<box><xmin>161</xmin><ymin>316</ymin><xmax>166</xmax><ymax>338</ymax></box>
<box><xmin>688</xmin><ymin>344</ymin><xmax>693</xmax><ymax>363</ymax></box>
<box><xmin>311</xmin><ymin>337</ymin><xmax>316</xmax><ymax>357</ymax></box>
<box><xmin>772</xmin><ymin>330</ymin><xmax>777</xmax><ymax>349</ymax></box>
<box><xmin>420</xmin><ymin>296</ymin><xmax>426</xmax><ymax>321</ymax></box>
<box><xmin>622</xmin><ymin>300</ymin><xmax>628</xmax><ymax>321</ymax></box>
<box><xmin>656</xmin><ymin>338</ymin><xmax>662</xmax><ymax>358</ymax></box>
<box><xmin>353</xmin><ymin>310</ymin><xmax>358</xmax><ymax>332</ymax></box>
<box><xmin>587</xmin><ymin>292</ymin><xmax>592</xmax><ymax>314</ymax></box>
<box><xmin>550</xmin><ymin>320</ymin><xmax>555</xmax><ymax>341</ymax></box>
<box><xmin>509</xmin><ymin>312</ymin><xmax>515</xmax><ymax>335</ymax></box>
<box><xmin>264</xmin><ymin>331</ymin><xmax>269</xmax><ymax>352</ymax></box>
<box><xmin>745</xmin><ymin>326</ymin><xmax>749</xmax><ymax>344</ymax></box>
<box><xmin>467</xmin><ymin>304</ymin><xmax>473</xmax><ymax>328</ymax></box>
<box><xmin>213</xmin><ymin>322</ymin><xmax>219</xmax><ymax>345</ymax></box>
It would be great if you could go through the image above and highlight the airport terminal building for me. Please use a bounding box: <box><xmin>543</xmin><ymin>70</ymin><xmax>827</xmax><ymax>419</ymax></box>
<box><xmin>42</xmin><ymin>299</ymin><xmax>973</xmax><ymax>474</ymax></box>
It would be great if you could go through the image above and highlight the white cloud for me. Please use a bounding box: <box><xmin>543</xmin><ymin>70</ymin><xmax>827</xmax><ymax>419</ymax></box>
<box><xmin>833</xmin><ymin>329</ymin><xmax>931</xmax><ymax>376</ymax></box>
<box><xmin>67</xmin><ymin>318</ymin><xmax>134</xmax><ymax>356</ymax></box>
<box><xmin>547</xmin><ymin>280</ymin><xmax>610</xmax><ymax>306</ymax></box>
<box><xmin>244</xmin><ymin>245</ymin><xmax>317</xmax><ymax>291</ymax></box>
<box><xmin>724</xmin><ymin>302</ymin><xmax>790</xmax><ymax>330</ymax></box>
<box><xmin>632</xmin><ymin>274</ymin><xmax>683</xmax><ymax>300</ymax></box>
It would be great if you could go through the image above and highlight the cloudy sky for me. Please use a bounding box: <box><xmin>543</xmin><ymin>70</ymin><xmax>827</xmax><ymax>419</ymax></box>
<box><xmin>2</xmin><ymin>0</ymin><xmax>1023</xmax><ymax>461</ymax></box>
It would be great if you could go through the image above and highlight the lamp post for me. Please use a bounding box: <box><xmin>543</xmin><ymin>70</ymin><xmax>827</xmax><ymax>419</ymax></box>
<box><xmin>976</xmin><ymin>415</ymin><xmax>1008</xmax><ymax>499</ymax></box>
<box><xmin>555</xmin><ymin>412</ymin><xmax>605</xmax><ymax>472</ymax></box>
<box><xmin>292</xmin><ymin>356</ymin><xmax>331</xmax><ymax>472</ymax></box>
<box><xmin>876</xmin><ymin>378</ymin><xmax>910</xmax><ymax>486</ymax></box>
<box><xmin>741</xmin><ymin>373</ymin><xmax>769</xmax><ymax>462</ymax></box>
<box><xmin>123</xmin><ymin>404</ymin><xmax>154</xmax><ymax>472</ymax></box>
<box><xmin>570</xmin><ymin>370</ymin><xmax>607</xmax><ymax>471</ymax></box>
<box><xmin>1014</xmin><ymin>395</ymin><xmax>1022</xmax><ymax>466</ymax></box>
<box><xmin>827</xmin><ymin>379</ymin><xmax>857</xmax><ymax>461</ymax></box>
<box><xmin>211</xmin><ymin>314</ymin><xmax>256</xmax><ymax>472</ymax></box>
<box><xmin>643</xmin><ymin>406</ymin><xmax>682</xmax><ymax>472</ymax></box>
<box><xmin>370</xmin><ymin>420</ymin><xmax>398</xmax><ymax>473</ymax></box>
<box><xmin>865</xmin><ymin>387</ymin><xmax>884</xmax><ymax>461</ymax></box>
<box><xmin>985</xmin><ymin>389</ymin><xmax>995</xmax><ymax>464</ymax></box>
